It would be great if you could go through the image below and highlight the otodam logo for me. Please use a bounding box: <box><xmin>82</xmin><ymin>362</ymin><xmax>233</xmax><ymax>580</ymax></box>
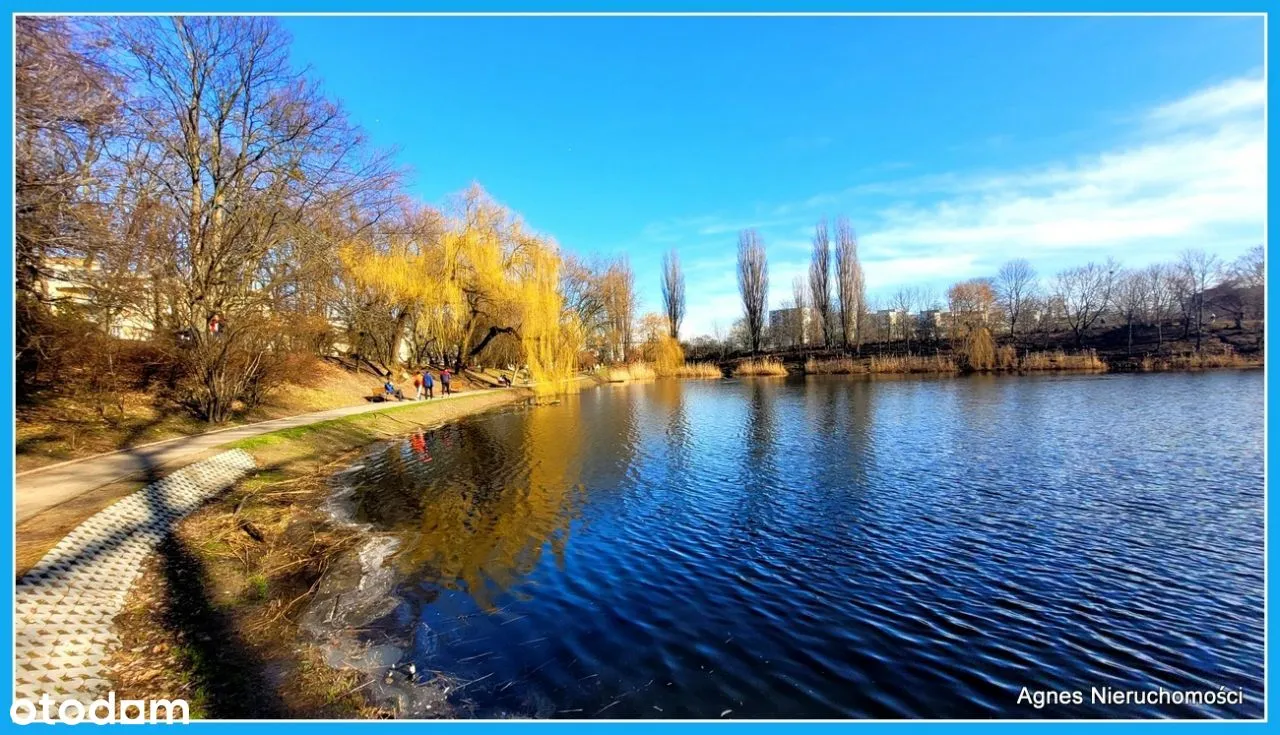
<box><xmin>10</xmin><ymin>693</ymin><xmax>190</xmax><ymax>724</ymax></box>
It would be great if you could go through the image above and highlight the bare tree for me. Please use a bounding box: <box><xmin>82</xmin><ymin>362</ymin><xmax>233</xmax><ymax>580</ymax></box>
<box><xmin>1114</xmin><ymin>269</ymin><xmax>1147</xmax><ymax>356</ymax></box>
<box><xmin>1214</xmin><ymin>245</ymin><xmax>1265</xmax><ymax>330</ymax></box>
<box><xmin>808</xmin><ymin>220</ymin><xmax>833</xmax><ymax>348</ymax></box>
<box><xmin>1054</xmin><ymin>260</ymin><xmax>1117</xmax><ymax>348</ymax></box>
<box><xmin>1142</xmin><ymin>263</ymin><xmax>1176</xmax><ymax>353</ymax></box>
<box><xmin>890</xmin><ymin>287</ymin><xmax>918</xmax><ymax>353</ymax></box>
<box><xmin>737</xmin><ymin>229</ymin><xmax>769</xmax><ymax>355</ymax></box>
<box><xmin>16</xmin><ymin>17</ymin><xmax>121</xmax><ymax>394</ymax></box>
<box><xmin>1232</xmin><ymin>244</ymin><xmax>1264</xmax><ymax>288</ymax></box>
<box><xmin>103</xmin><ymin>17</ymin><xmax>398</xmax><ymax>419</ymax></box>
<box><xmin>834</xmin><ymin>218</ymin><xmax>865</xmax><ymax>352</ymax></box>
<box><xmin>660</xmin><ymin>249</ymin><xmax>685</xmax><ymax>340</ymax></box>
<box><xmin>601</xmin><ymin>256</ymin><xmax>636</xmax><ymax>362</ymax></box>
<box><xmin>791</xmin><ymin>275</ymin><xmax>809</xmax><ymax>349</ymax></box>
<box><xmin>1179</xmin><ymin>249</ymin><xmax>1221</xmax><ymax>352</ymax></box>
<box><xmin>996</xmin><ymin>259</ymin><xmax>1038</xmax><ymax>341</ymax></box>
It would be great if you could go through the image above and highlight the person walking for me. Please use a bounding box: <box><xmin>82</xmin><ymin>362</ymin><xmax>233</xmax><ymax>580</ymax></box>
<box><xmin>440</xmin><ymin>368</ymin><xmax>452</xmax><ymax>396</ymax></box>
<box><xmin>423</xmin><ymin>370</ymin><xmax>434</xmax><ymax>399</ymax></box>
<box><xmin>413</xmin><ymin>371</ymin><xmax>424</xmax><ymax>400</ymax></box>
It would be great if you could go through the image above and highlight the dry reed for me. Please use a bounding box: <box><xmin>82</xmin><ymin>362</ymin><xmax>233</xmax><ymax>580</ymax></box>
<box><xmin>674</xmin><ymin>362</ymin><xmax>724</xmax><ymax>379</ymax></box>
<box><xmin>733</xmin><ymin>358</ymin><xmax>789</xmax><ymax>377</ymax></box>
<box><xmin>804</xmin><ymin>357</ymin><xmax>864</xmax><ymax>374</ymax></box>
<box><xmin>1019</xmin><ymin>349</ymin><xmax>1106</xmax><ymax>372</ymax></box>
<box><xmin>868</xmin><ymin>354</ymin><xmax>959</xmax><ymax>374</ymax></box>
<box><xmin>1139</xmin><ymin>349</ymin><xmax>1257</xmax><ymax>371</ymax></box>
<box><xmin>606</xmin><ymin>362</ymin><xmax>657</xmax><ymax>382</ymax></box>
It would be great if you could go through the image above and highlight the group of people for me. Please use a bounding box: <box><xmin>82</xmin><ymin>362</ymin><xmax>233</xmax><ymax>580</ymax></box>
<box><xmin>383</xmin><ymin>368</ymin><xmax>452</xmax><ymax>402</ymax></box>
<box><xmin>411</xmin><ymin>368</ymin><xmax>452</xmax><ymax>400</ymax></box>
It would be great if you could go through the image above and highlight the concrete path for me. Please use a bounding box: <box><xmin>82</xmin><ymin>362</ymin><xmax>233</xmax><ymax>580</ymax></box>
<box><xmin>17</xmin><ymin>390</ymin><xmax>497</xmax><ymax>523</ymax></box>
<box><xmin>15</xmin><ymin>450</ymin><xmax>258</xmax><ymax>709</ymax></box>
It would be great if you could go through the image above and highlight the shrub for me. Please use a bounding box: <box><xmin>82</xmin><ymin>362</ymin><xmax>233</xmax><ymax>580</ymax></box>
<box><xmin>651</xmin><ymin>336</ymin><xmax>686</xmax><ymax>377</ymax></box>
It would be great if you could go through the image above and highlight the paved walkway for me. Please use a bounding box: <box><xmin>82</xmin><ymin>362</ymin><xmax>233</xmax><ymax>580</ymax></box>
<box><xmin>15</xmin><ymin>450</ymin><xmax>258</xmax><ymax>708</ymax></box>
<box><xmin>17</xmin><ymin>390</ymin><xmax>497</xmax><ymax>523</ymax></box>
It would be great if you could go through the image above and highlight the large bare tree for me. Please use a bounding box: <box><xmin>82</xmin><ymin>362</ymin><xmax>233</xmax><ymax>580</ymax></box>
<box><xmin>1054</xmin><ymin>260</ymin><xmax>1117</xmax><ymax>349</ymax></box>
<box><xmin>791</xmin><ymin>275</ymin><xmax>809</xmax><ymax>348</ymax></box>
<box><xmin>1178</xmin><ymin>249</ymin><xmax>1221</xmax><ymax>352</ymax></box>
<box><xmin>16</xmin><ymin>17</ymin><xmax>121</xmax><ymax>393</ymax></box>
<box><xmin>996</xmin><ymin>258</ymin><xmax>1037</xmax><ymax>340</ymax></box>
<box><xmin>737</xmin><ymin>229</ymin><xmax>768</xmax><ymax>354</ymax></box>
<box><xmin>1142</xmin><ymin>263</ymin><xmax>1176</xmax><ymax>353</ymax></box>
<box><xmin>660</xmin><ymin>249</ymin><xmax>685</xmax><ymax>340</ymax></box>
<box><xmin>890</xmin><ymin>286</ymin><xmax>920</xmax><ymax>353</ymax></box>
<box><xmin>834</xmin><ymin>217</ymin><xmax>865</xmax><ymax>352</ymax></box>
<box><xmin>808</xmin><ymin>220</ymin><xmax>833</xmax><ymax>348</ymax></box>
<box><xmin>1113</xmin><ymin>269</ymin><xmax>1147</xmax><ymax>356</ymax></box>
<box><xmin>103</xmin><ymin>17</ymin><xmax>397</xmax><ymax>419</ymax></box>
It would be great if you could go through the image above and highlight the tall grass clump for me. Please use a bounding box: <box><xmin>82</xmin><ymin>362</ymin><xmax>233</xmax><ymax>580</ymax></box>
<box><xmin>606</xmin><ymin>362</ymin><xmax>657</xmax><ymax>382</ymax></box>
<box><xmin>996</xmin><ymin>345</ymin><xmax>1018</xmax><ymax>370</ymax></box>
<box><xmin>733</xmin><ymin>358</ymin><xmax>789</xmax><ymax>377</ymax></box>
<box><xmin>1140</xmin><ymin>348</ymin><xmax>1257</xmax><ymax>371</ymax></box>
<box><xmin>868</xmin><ymin>354</ymin><xmax>959</xmax><ymax>374</ymax></box>
<box><xmin>674</xmin><ymin>362</ymin><xmax>723</xmax><ymax>379</ymax></box>
<box><xmin>1020</xmin><ymin>349</ymin><xmax>1106</xmax><ymax>372</ymax></box>
<box><xmin>804</xmin><ymin>357</ymin><xmax>864</xmax><ymax>374</ymax></box>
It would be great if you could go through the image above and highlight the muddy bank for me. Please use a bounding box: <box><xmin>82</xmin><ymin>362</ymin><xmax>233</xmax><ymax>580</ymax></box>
<box><xmin>103</xmin><ymin>389</ymin><xmax>530</xmax><ymax>719</ymax></box>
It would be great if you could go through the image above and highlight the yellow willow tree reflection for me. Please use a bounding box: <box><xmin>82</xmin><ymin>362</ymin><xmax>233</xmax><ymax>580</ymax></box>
<box><xmin>340</xmin><ymin>185</ymin><xmax>583</xmax><ymax>388</ymax></box>
<box><xmin>397</xmin><ymin>402</ymin><xmax>586</xmax><ymax>610</ymax></box>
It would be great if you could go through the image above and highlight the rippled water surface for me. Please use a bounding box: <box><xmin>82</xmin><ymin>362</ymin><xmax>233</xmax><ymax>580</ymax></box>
<box><xmin>342</xmin><ymin>372</ymin><xmax>1264</xmax><ymax>718</ymax></box>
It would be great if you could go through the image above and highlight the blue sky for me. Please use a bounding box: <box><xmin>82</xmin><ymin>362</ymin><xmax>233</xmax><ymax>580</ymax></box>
<box><xmin>281</xmin><ymin>15</ymin><xmax>1264</xmax><ymax>337</ymax></box>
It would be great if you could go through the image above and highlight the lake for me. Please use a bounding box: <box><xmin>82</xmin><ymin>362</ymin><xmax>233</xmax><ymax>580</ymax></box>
<box><xmin>338</xmin><ymin>371</ymin><xmax>1264</xmax><ymax>719</ymax></box>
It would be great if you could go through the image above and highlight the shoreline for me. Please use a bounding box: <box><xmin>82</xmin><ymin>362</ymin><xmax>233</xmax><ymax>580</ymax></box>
<box><xmin>100</xmin><ymin>388</ymin><xmax>531</xmax><ymax>718</ymax></box>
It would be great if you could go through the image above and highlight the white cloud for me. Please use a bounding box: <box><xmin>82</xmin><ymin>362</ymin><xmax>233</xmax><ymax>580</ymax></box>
<box><xmin>655</xmin><ymin>75</ymin><xmax>1265</xmax><ymax>337</ymax></box>
<box><xmin>1148</xmin><ymin>75</ymin><xmax>1266</xmax><ymax>129</ymax></box>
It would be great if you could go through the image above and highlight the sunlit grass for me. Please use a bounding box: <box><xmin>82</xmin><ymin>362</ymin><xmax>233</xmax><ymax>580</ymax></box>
<box><xmin>733</xmin><ymin>358</ymin><xmax>788</xmax><ymax>377</ymax></box>
<box><xmin>869</xmin><ymin>354</ymin><xmax>959</xmax><ymax>374</ymax></box>
<box><xmin>1140</xmin><ymin>349</ymin><xmax>1258</xmax><ymax>371</ymax></box>
<box><xmin>605</xmin><ymin>362</ymin><xmax>657</xmax><ymax>382</ymax></box>
<box><xmin>673</xmin><ymin>362</ymin><xmax>723</xmax><ymax>379</ymax></box>
<box><xmin>1020</xmin><ymin>349</ymin><xmax>1106</xmax><ymax>371</ymax></box>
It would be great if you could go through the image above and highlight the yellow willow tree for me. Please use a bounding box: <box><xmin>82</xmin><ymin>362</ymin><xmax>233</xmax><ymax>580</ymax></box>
<box><xmin>340</xmin><ymin>186</ymin><xmax>583</xmax><ymax>388</ymax></box>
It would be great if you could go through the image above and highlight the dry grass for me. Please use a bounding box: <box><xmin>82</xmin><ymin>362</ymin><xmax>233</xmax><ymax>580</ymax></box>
<box><xmin>869</xmin><ymin>354</ymin><xmax>960</xmax><ymax>374</ymax></box>
<box><xmin>100</xmin><ymin>391</ymin><xmax>528</xmax><ymax>719</ymax></box>
<box><xmin>1140</xmin><ymin>349</ymin><xmax>1260</xmax><ymax>371</ymax></box>
<box><xmin>674</xmin><ymin>361</ymin><xmax>723</xmax><ymax>379</ymax></box>
<box><xmin>996</xmin><ymin>345</ymin><xmax>1018</xmax><ymax>370</ymax></box>
<box><xmin>733</xmin><ymin>358</ymin><xmax>789</xmax><ymax>377</ymax></box>
<box><xmin>605</xmin><ymin>362</ymin><xmax>657</xmax><ymax>382</ymax></box>
<box><xmin>1020</xmin><ymin>349</ymin><xmax>1107</xmax><ymax>372</ymax></box>
<box><xmin>17</xmin><ymin>360</ymin><xmax>403</xmax><ymax>473</ymax></box>
<box><xmin>804</xmin><ymin>357</ymin><xmax>864</xmax><ymax>374</ymax></box>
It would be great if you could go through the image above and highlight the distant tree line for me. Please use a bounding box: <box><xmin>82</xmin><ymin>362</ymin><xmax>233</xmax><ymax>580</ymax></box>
<box><xmin>703</xmin><ymin>218</ymin><xmax>1261</xmax><ymax>361</ymax></box>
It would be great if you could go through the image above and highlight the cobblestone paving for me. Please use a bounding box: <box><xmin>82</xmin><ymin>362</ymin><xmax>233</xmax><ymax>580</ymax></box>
<box><xmin>13</xmin><ymin>449</ymin><xmax>257</xmax><ymax>703</ymax></box>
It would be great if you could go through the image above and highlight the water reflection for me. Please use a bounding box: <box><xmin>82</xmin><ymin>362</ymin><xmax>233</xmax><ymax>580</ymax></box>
<box><xmin>341</xmin><ymin>372</ymin><xmax>1263</xmax><ymax>719</ymax></box>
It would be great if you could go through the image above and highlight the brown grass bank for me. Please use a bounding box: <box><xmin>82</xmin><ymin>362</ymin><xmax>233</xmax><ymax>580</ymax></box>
<box><xmin>99</xmin><ymin>389</ymin><xmax>529</xmax><ymax>719</ymax></box>
<box><xmin>16</xmin><ymin>360</ymin><xmax>487</xmax><ymax>474</ymax></box>
<box><xmin>804</xmin><ymin>349</ymin><xmax>1106</xmax><ymax>376</ymax></box>
<box><xmin>1136</xmin><ymin>350</ymin><xmax>1262</xmax><ymax>371</ymax></box>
